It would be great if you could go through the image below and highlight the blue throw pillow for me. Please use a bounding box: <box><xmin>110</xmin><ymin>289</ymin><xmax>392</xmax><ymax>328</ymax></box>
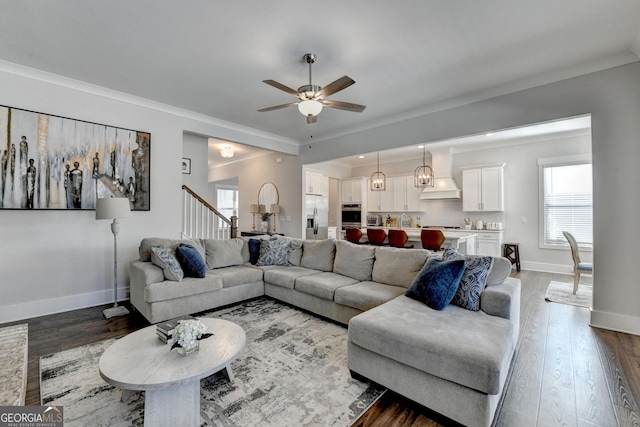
<box><xmin>248</xmin><ymin>239</ymin><xmax>262</xmax><ymax>265</ymax></box>
<box><xmin>442</xmin><ymin>249</ymin><xmax>493</xmax><ymax>311</ymax></box>
<box><xmin>405</xmin><ymin>258</ymin><xmax>466</xmax><ymax>310</ymax></box>
<box><xmin>175</xmin><ymin>243</ymin><xmax>206</xmax><ymax>278</ymax></box>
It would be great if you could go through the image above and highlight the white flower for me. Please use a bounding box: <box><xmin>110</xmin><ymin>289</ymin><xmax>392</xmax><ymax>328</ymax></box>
<box><xmin>174</xmin><ymin>319</ymin><xmax>207</xmax><ymax>349</ymax></box>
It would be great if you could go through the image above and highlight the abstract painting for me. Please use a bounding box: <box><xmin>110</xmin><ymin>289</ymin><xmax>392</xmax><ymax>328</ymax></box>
<box><xmin>0</xmin><ymin>105</ymin><xmax>150</xmax><ymax>210</ymax></box>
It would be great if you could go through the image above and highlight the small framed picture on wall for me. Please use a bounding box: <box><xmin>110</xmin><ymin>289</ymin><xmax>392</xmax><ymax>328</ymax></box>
<box><xmin>182</xmin><ymin>158</ymin><xmax>191</xmax><ymax>174</ymax></box>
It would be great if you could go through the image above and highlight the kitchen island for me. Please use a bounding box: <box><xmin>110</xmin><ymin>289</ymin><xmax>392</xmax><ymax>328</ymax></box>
<box><xmin>344</xmin><ymin>227</ymin><xmax>478</xmax><ymax>255</ymax></box>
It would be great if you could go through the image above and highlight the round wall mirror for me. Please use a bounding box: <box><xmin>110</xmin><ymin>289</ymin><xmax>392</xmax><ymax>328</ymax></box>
<box><xmin>258</xmin><ymin>182</ymin><xmax>279</xmax><ymax>213</ymax></box>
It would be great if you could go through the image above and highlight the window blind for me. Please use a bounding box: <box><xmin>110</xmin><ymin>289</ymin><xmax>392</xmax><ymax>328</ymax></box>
<box><xmin>542</xmin><ymin>163</ymin><xmax>592</xmax><ymax>245</ymax></box>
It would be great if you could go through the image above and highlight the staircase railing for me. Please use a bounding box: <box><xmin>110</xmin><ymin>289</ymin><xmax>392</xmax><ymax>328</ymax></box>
<box><xmin>181</xmin><ymin>185</ymin><xmax>237</xmax><ymax>240</ymax></box>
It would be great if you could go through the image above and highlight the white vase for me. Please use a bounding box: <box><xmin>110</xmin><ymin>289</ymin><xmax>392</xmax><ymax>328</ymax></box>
<box><xmin>261</xmin><ymin>221</ymin><xmax>269</xmax><ymax>233</ymax></box>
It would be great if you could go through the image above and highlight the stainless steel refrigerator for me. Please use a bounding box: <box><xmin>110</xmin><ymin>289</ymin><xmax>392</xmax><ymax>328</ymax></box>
<box><xmin>305</xmin><ymin>194</ymin><xmax>329</xmax><ymax>239</ymax></box>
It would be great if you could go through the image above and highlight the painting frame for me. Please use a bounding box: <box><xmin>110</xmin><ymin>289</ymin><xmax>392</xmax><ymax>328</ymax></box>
<box><xmin>0</xmin><ymin>104</ymin><xmax>150</xmax><ymax>211</ymax></box>
<box><xmin>182</xmin><ymin>158</ymin><xmax>191</xmax><ymax>175</ymax></box>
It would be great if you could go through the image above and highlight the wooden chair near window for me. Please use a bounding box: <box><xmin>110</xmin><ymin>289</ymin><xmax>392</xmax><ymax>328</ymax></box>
<box><xmin>562</xmin><ymin>231</ymin><xmax>593</xmax><ymax>294</ymax></box>
<box><xmin>366</xmin><ymin>228</ymin><xmax>388</xmax><ymax>246</ymax></box>
<box><xmin>388</xmin><ymin>229</ymin><xmax>414</xmax><ymax>249</ymax></box>
<box><xmin>421</xmin><ymin>229</ymin><xmax>446</xmax><ymax>251</ymax></box>
<box><xmin>345</xmin><ymin>228</ymin><xmax>366</xmax><ymax>244</ymax></box>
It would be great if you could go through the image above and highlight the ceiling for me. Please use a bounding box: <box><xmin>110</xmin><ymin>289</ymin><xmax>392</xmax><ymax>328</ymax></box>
<box><xmin>335</xmin><ymin>115</ymin><xmax>592</xmax><ymax>168</ymax></box>
<box><xmin>1</xmin><ymin>1</ymin><xmax>639</xmax><ymax>146</ymax></box>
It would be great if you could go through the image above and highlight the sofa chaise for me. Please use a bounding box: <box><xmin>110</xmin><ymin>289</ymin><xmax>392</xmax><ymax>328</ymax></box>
<box><xmin>129</xmin><ymin>235</ymin><xmax>520</xmax><ymax>427</ymax></box>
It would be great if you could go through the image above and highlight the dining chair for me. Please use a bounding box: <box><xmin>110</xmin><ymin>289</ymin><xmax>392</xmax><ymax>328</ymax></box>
<box><xmin>366</xmin><ymin>228</ymin><xmax>388</xmax><ymax>246</ymax></box>
<box><xmin>421</xmin><ymin>229</ymin><xmax>446</xmax><ymax>251</ymax></box>
<box><xmin>388</xmin><ymin>229</ymin><xmax>414</xmax><ymax>248</ymax></box>
<box><xmin>562</xmin><ymin>231</ymin><xmax>593</xmax><ymax>294</ymax></box>
<box><xmin>345</xmin><ymin>228</ymin><xmax>365</xmax><ymax>244</ymax></box>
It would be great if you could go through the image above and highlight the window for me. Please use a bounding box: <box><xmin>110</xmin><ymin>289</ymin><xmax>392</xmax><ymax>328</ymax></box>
<box><xmin>538</xmin><ymin>155</ymin><xmax>592</xmax><ymax>249</ymax></box>
<box><xmin>216</xmin><ymin>187</ymin><xmax>238</xmax><ymax>227</ymax></box>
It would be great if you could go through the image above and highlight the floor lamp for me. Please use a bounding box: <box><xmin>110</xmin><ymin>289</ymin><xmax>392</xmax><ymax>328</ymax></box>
<box><xmin>96</xmin><ymin>197</ymin><xmax>131</xmax><ymax>319</ymax></box>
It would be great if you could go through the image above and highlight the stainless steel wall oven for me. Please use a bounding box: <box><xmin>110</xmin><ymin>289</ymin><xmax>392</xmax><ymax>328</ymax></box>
<box><xmin>341</xmin><ymin>203</ymin><xmax>362</xmax><ymax>229</ymax></box>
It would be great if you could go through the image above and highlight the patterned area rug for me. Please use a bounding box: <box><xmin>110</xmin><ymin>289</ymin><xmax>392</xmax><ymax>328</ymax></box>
<box><xmin>544</xmin><ymin>281</ymin><xmax>592</xmax><ymax>308</ymax></box>
<box><xmin>40</xmin><ymin>298</ymin><xmax>384</xmax><ymax>426</ymax></box>
<box><xmin>0</xmin><ymin>323</ymin><xmax>28</xmax><ymax>406</ymax></box>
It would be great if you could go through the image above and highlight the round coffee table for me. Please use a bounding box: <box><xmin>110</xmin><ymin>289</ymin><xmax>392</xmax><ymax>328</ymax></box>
<box><xmin>99</xmin><ymin>318</ymin><xmax>245</xmax><ymax>427</ymax></box>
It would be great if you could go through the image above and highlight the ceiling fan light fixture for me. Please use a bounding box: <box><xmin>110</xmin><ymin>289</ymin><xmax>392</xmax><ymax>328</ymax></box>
<box><xmin>259</xmin><ymin>53</ymin><xmax>364</xmax><ymax>122</ymax></box>
<box><xmin>220</xmin><ymin>145</ymin><xmax>234</xmax><ymax>158</ymax></box>
<box><xmin>298</xmin><ymin>99</ymin><xmax>323</xmax><ymax>117</ymax></box>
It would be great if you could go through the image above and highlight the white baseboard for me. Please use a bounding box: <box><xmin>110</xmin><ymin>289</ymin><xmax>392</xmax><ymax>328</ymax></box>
<box><xmin>520</xmin><ymin>261</ymin><xmax>573</xmax><ymax>274</ymax></box>
<box><xmin>0</xmin><ymin>286</ymin><xmax>130</xmax><ymax>324</ymax></box>
<box><xmin>590</xmin><ymin>309</ymin><xmax>640</xmax><ymax>336</ymax></box>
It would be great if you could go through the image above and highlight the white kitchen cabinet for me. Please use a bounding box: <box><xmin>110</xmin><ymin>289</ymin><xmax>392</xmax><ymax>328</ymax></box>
<box><xmin>306</xmin><ymin>170</ymin><xmax>327</xmax><ymax>196</ymax></box>
<box><xmin>341</xmin><ymin>178</ymin><xmax>364</xmax><ymax>203</ymax></box>
<box><xmin>368</xmin><ymin>179</ymin><xmax>393</xmax><ymax>211</ymax></box>
<box><xmin>462</xmin><ymin>165</ymin><xmax>505</xmax><ymax>212</ymax></box>
<box><xmin>475</xmin><ymin>231</ymin><xmax>504</xmax><ymax>257</ymax></box>
<box><xmin>392</xmin><ymin>176</ymin><xmax>421</xmax><ymax>211</ymax></box>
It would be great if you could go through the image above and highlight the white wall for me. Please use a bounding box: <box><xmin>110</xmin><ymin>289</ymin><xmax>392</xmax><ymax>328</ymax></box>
<box><xmin>209</xmin><ymin>152</ymin><xmax>303</xmax><ymax>238</ymax></box>
<box><xmin>300</xmin><ymin>62</ymin><xmax>640</xmax><ymax>336</ymax></box>
<box><xmin>182</xmin><ymin>133</ymin><xmax>209</xmax><ymax>199</ymax></box>
<box><xmin>0</xmin><ymin>65</ymin><xmax>298</xmax><ymax>323</ymax></box>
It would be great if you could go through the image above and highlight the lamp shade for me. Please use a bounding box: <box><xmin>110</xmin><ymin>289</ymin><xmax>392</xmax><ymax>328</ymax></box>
<box><xmin>250</xmin><ymin>204</ymin><xmax>259</xmax><ymax>213</ymax></box>
<box><xmin>298</xmin><ymin>100</ymin><xmax>323</xmax><ymax>116</ymax></box>
<box><xmin>270</xmin><ymin>204</ymin><xmax>280</xmax><ymax>214</ymax></box>
<box><xmin>96</xmin><ymin>197</ymin><xmax>131</xmax><ymax>220</ymax></box>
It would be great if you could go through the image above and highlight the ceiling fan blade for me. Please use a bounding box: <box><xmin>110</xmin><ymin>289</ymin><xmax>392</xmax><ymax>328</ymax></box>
<box><xmin>322</xmin><ymin>100</ymin><xmax>366</xmax><ymax>113</ymax></box>
<box><xmin>257</xmin><ymin>102</ymin><xmax>298</xmax><ymax>112</ymax></box>
<box><xmin>306</xmin><ymin>114</ymin><xmax>318</xmax><ymax>124</ymax></box>
<box><xmin>262</xmin><ymin>80</ymin><xmax>299</xmax><ymax>96</ymax></box>
<box><xmin>317</xmin><ymin>76</ymin><xmax>355</xmax><ymax>98</ymax></box>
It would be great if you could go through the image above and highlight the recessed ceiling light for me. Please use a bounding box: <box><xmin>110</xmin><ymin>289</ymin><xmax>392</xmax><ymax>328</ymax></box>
<box><xmin>485</xmin><ymin>132</ymin><xmax>495</xmax><ymax>137</ymax></box>
<box><xmin>418</xmin><ymin>145</ymin><xmax>424</xmax><ymax>148</ymax></box>
<box><xmin>358</xmin><ymin>155</ymin><xmax>365</xmax><ymax>159</ymax></box>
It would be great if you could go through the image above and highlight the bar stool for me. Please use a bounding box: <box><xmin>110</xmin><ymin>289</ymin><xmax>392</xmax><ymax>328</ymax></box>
<box><xmin>388</xmin><ymin>229</ymin><xmax>414</xmax><ymax>248</ymax></box>
<box><xmin>345</xmin><ymin>228</ymin><xmax>365</xmax><ymax>244</ymax></box>
<box><xmin>421</xmin><ymin>229</ymin><xmax>445</xmax><ymax>251</ymax></box>
<box><xmin>367</xmin><ymin>228</ymin><xmax>388</xmax><ymax>246</ymax></box>
<box><xmin>503</xmin><ymin>243</ymin><xmax>521</xmax><ymax>272</ymax></box>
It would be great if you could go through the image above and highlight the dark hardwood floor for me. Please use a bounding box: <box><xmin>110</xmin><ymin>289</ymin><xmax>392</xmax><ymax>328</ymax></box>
<box><xmin>3</xmin><ymin>270</ymin><xmax>639</xmax><ymax>426</ymax></box>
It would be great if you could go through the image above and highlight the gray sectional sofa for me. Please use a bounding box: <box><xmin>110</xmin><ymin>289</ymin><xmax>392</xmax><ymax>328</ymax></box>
<box><xmin>129</xmin><ymin>235</ymin><xmax>520</xmax><ymax>427</ymax></box>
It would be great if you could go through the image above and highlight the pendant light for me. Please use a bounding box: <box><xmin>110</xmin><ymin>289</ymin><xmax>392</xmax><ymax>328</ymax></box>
<box><xmin>370</xmin><ymin>152</ymin><xmax>386</xmax><ymax>191</ymax></box>
<box><xmin>414</xmin><ymin>145</ymin><xmax>434</xmax><ymax>188</ymax></box>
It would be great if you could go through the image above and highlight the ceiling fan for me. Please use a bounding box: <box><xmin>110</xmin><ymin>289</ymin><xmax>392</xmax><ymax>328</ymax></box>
<box><xmin>258</xmin><ymin>53</ymin><xmax>366</xmax><ymax>124</ymax></box>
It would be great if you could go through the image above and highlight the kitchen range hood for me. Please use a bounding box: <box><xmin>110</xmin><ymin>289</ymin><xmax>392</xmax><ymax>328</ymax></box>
<box><xmin>420</xmin><ymin>147</ymin><xmax>462</xmax><ymax>199</ymax></box>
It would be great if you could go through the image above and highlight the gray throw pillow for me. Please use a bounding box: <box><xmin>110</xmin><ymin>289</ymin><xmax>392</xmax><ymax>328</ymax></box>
<box><xmin>301</xmin><ymin>239</ymin><xmax>336</xmax><ymax>272</ymax></box>
<box><xmin>151</xmin><ymin>246</ymin><xmax>184</xmax><ymax>281</ymax></box>
<box><xmin>203</xmin><ymin>238</ymin><xmax>244</xmax><ymax>269</ymax></box>
<box><xmin>256</xmin><ymin>238</ymin><xmax>290</xmax><ymax>266</ymax></box>
<box><xmin>442</xmin><ymin>249</ymin><xmax>493</xmax><ymax>311</ymax></box>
